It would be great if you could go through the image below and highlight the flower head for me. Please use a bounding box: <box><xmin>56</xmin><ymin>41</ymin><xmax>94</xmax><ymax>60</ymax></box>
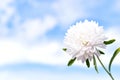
<box><xmin>64</xmin><ymin>20</ymin><xmax>107</xmax><ymax>63</ymax></box>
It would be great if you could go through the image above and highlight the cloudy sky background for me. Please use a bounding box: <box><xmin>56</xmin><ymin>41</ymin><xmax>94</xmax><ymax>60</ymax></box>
<box><xmin>0</xmin><ymin>0</ymin><xmax>120</xmax><ymax>80</ymax></box>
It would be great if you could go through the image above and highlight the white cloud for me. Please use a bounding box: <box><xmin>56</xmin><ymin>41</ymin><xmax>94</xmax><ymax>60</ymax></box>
<box><xmin>0</xmin><ymin>0</ymin><xmax>57</xmax><ymax>40</ymax></box>
<box><xmin>0</xmin><ymin>39</ymin><xmax>26</xmax><ymax>65</ymax></box>
<box><xmin>112</xmin><ymin>0</ymin><xmax>120</xmax><ymax>13</ymax></box>
<box><xmin>25</xmin><ymin>41</ymin><xmax>62</xmax><ymax>65</ymax></box>
<box><xmin>52</xmin><ymin>0</ymin><xmax>87</xmax><ymax>26</ymax></box>
<box><xmin>0</xmin><ymin>0</ymin><xmax>106</xmax><ymax>39</ymax></box>
<box><xmin>0</xmin><ymin>39</ymin><xmax>69</xmax><ymax>66</ymax></box>
<box><xmin>52</xmin><ymin>0</ymin><xmax>106</xmax><ymax>27</ymax></box>
<box><xmin>0</xmin><ymin>0</ymin><xmax>15</xmax><ymax>35</ymax></box>
<box><xmin>0</xmin><ymin>0</ymin><xmax>15</xmax><ymax>22</ymax></box>
<box><xmin>0</xmin><ymin>0</ymin><xmax>14</xmax><ymax>9</ymax></box>
<box><xmin>14</xmin><ymin>15</ymin><xmax>57</xmax><ymax>40</ymax></box>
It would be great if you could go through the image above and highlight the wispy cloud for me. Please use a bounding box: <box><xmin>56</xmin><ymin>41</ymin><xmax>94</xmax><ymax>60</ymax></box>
<box><xmin>0</xmin><ymin>0</ymin><xmax>15</xmax><ymax>35</ymax></box>
<box><xmin>13</xmin><ymin>15</ymin><xmax>57</xmax><ymax>40</ymax></box>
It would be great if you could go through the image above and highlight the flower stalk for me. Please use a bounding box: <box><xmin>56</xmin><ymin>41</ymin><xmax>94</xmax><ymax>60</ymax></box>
<box><xmin>97</xmin><ymin>56</ymin><xmax>114</xmax><ymax>80</ymax></box>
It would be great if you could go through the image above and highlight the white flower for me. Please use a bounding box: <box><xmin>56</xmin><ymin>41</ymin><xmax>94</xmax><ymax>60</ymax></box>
<box><xmin>64</xmin><ymin>20</ymin><xmax>107</xmax><ymax>63</ymax></box>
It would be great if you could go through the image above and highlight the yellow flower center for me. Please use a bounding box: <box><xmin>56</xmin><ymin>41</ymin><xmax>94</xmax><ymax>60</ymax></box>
<box><xmin>82</xmin><ymin>41</ymin><xmax>89</xmax><ymax>46</ymax></box>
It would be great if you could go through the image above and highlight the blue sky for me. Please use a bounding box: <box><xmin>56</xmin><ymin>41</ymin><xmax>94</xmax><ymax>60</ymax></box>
<box><xmin>0</xmin><ymin>0</ymin><xmax>120</xmax><ymax>80</ymax></box>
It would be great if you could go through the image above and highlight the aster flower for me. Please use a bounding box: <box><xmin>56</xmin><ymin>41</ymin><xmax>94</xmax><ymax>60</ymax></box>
<box><xmin>62</xmin><ymin>20</ymin><xmax>120</xmax><ymax>80</ymax></box>
<box><xmin>64</xmin><ymin>20</ymin><xmax>107</xmax><ymax>63</ymax></box>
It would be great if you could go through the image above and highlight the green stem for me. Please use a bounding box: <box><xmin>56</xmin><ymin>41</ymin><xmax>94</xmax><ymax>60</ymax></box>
<box><xmin>97</xmin><ymin>56</ymin><xmax>114</xmax><ymax>80</ymax></box>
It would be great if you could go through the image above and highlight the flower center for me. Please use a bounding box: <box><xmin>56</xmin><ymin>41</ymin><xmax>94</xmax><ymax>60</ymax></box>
<box><xmin>82</xmin><ymin>41</ymin><xmax>89</xmax><ymax>46</ymax></box>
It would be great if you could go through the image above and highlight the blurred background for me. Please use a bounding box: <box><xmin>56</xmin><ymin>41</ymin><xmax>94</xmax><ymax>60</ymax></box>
<box><xmin>0</xmin><ymin>0</ymin><xmax>120</xmax><ymax>80</ymax></box>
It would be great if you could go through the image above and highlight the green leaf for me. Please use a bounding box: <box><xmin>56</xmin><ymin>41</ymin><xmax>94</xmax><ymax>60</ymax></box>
<box><xmin>109</xmin><ymin>47</ymin><xmax>120</xmax><ymax>72</ymax></box>
<box><xmin>86</xmin><ymin>59</ymin><xmax>90</xmax><ymax>68</ymax></box>
<box><xmin>93</xmin><ymin>55</ymin><xmax>99</xmax><ymax>73</ymax></box>
<box><xmin>104</xmin><ymin>39</ymin><xmax>116</xmax><ymax>45</ymax></box>
<box><xmin>67</xmin><ymin>57</ymin><xmax>76</xmax><ymax>66</ymax></box>
<box><xmin>63</xmin><ymin>48</ymin><xmax>67</xmax><ymax>51</ymax></box>
<box><xmin>98</xmin><ymin>50</ymin><xmax>105</xmax><ymax>55</ymax></box>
